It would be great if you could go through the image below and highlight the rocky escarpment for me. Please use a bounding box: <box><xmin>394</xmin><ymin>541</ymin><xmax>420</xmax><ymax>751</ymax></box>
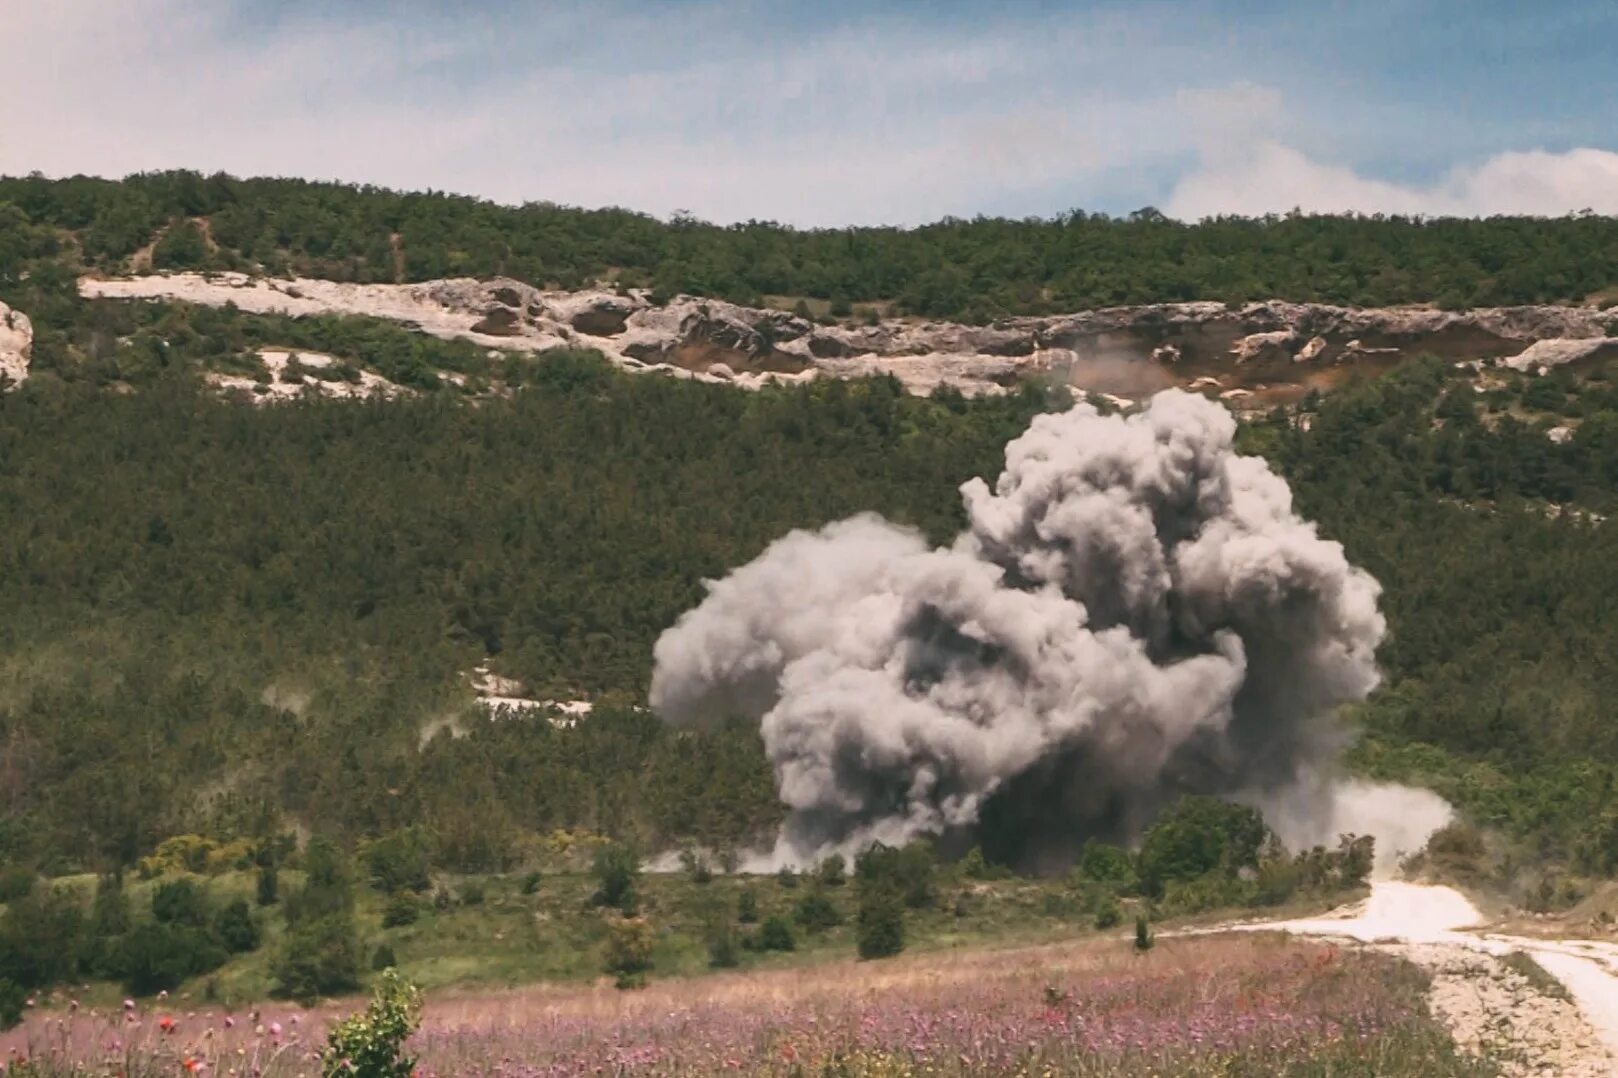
<box><xmin>80</xmin><ymin>273</ymin><xmax>1618</xmax><ymax>403</ymax></box>
<box><xmin>0</xmin><ymin>299</ymin><xmax>32</xmax><ymax>389</ymax></box>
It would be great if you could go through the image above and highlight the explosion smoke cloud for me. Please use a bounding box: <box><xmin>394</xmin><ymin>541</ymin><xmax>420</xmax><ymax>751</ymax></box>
<box><xmin>651</xmin><ymin>390</ymin><xmax>1390</xmax><ymax>868</ymax></box>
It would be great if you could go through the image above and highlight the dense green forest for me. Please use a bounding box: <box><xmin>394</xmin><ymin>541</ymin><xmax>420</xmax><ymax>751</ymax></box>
<box><xmin>3</xmin><ymin>292</ymin><xmax>1618</xmax><ymax>883</ymax></box>
<box><xmin>5</xmin><ymin>170</ymin><xmax>1618</xmax><ymax>318</ymax></box>
<box><xmin>6</xmin><ymin>173</ymin><xmax>1618</xmax><ymax>894</ymax></box>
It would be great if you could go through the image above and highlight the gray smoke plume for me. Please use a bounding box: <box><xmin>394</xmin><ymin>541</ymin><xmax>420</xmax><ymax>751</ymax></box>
<box><xmin>650</xmin><ymin>390</ymin><xmax>1388</xmax><ymax>869</ymax></box>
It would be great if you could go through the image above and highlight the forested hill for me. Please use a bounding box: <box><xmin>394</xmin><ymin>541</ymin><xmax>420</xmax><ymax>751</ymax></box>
<box><xmin>5</xmin><ymin>170</ymin><xmax>1618</xmax><ymax>318</ymax></box>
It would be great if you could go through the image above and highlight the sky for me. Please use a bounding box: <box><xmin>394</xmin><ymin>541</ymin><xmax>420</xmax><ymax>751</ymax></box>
<box><xmin>2</xmin><ymin>0</ymin><xmax>1615</xmax><ymax>226</ymax></box>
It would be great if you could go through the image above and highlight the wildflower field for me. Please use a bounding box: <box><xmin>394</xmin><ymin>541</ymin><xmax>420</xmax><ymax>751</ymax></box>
<box><xmin>2</xmin><ymin>933</ymin><xmax>1485</xmax><ymax>1076</ymax></box>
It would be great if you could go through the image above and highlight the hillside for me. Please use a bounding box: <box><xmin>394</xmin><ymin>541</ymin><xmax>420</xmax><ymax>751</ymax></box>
<box><xmin>7</xmin><ymin>171</ymin><xmax>1618</xmax><ymax>320</ymax></box>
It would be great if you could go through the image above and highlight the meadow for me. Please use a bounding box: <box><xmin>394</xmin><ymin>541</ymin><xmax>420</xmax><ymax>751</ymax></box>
<box><xmin>1</xmin><ymin>932</ymin><xmax>1484</xmax><ymax>1077</ymax></box>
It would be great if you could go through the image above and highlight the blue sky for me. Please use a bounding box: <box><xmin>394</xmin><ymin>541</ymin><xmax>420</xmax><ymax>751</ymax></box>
<box><xmin>3</xmin><ymin>0</ymin><xmax>1615</xmax><ymax>225</ymax></box>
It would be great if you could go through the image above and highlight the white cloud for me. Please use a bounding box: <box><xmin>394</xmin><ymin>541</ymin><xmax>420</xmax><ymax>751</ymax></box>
<box><xmin>1</xmin><ymin>2</ymin><xmax>1615</xmax><ymax>226</ymax></box>
<box><xmin>1166</xmin><ymin>142</ymin><xmax>1618</xmax><ymax>219</ymax></box>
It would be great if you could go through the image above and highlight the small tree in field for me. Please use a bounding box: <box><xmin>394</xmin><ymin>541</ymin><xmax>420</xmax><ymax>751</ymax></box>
<box><xmin>320</xmin><ymin>968</ymin><xmax>421</xmax><ymax>1078</ymax></box>
<box><xmin>1134</xmin><ymin>914</ymin><xmax>1154</xmax><ymax>953</ymax></box>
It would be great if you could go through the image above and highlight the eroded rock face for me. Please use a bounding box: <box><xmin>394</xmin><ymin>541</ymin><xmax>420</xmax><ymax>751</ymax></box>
<box><xmin>77</xmin><ymin>272</ymin><xmax>1618</xmax><ymax>402</ymax></box>
<box><xmin>0</xmin><ymin>300</ymin><xmax>32</xmax><ymax>389</ymax></box>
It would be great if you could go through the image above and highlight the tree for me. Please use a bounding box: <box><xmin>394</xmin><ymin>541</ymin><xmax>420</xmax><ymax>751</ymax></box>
<box><xmin>1137</xmin><ymin>797</ymin><xmax>1269</xmax><ymax>897</ymax></box>
<box><xmin>274</xmin><ymin>914</ymin><xmax>362</xmax><ymax>1002</ymax></box>
<box><xmin>113</xmin><ymin>923</ymin><xmax>226</xmax><ymax>995</ymax></box>
<box><xmin>1076</xmin><ymin>840</ymin><xmax>1136</xmax><ymax>890</ymax></box>
<box><xmin>257</xmin><ymin>863</ymin><xmax>280</xmax><ymax>907</ymax></box>
<box><xmin>603</xmin><ymin>915</ymin><xmax>655</xmax><ymax>988</ymax></box>
<box><xmin>1134</xmin><ymin>914</ymin><xmax>1154</xmax><ymax>952</ymax></box>
<box><xmin>0</xmin><ymin>978</ymin><xmax>24</xmax><ymax>1031</ymax></box>
<box><xmin>212</xmin><ymin>898</ymin><xmax>259</xmax><ymax>953</ymax></box>
<box><xmin>856</xmin><ymin>887</ymin><xmax>904</xmax><ymax>959</ymax></box>
<box><xmin>793</xmin><ymin>889</ymin><xmax>843</xmax><ymax>932</ymax></box>
<box><xmin>320</xmin><ymin>968</ymin><xmax>422</xmax><ymax>1078</ymax></box>
<box><xmin>591</xmin><ymin>843</ymin><xmax>641</xmax><ymax>914</ymax></box>
<box><xmin>361</xmin><ymin>828</ymin><xmax>434</xmax><ymax>894</ymax></box>
<box><xmin>756</xmin><ymin>915</ymin><xmax>796</xmax><ymax>952</ymax></box>
<box><xmin>152</xmin><ymin>878</ymin><xmax>209</xmax><ymax>927</ymax></box>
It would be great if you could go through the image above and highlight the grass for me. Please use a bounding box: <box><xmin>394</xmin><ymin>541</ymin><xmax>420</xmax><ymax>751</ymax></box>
<box><xmin>0</xmin><ymin>933</ymin><xmax>1490</xmax><ymax>1076</ymax></box>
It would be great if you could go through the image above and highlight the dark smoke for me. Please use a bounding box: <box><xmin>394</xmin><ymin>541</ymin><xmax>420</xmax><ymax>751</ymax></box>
<box><xmin>650</xmin><ymin>390</ymin><xmax>1390</xmax><ymax>868</ymax></box>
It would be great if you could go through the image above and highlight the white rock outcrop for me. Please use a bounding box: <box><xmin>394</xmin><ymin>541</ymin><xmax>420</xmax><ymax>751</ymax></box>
<box><xmin>0</xmin><ymin>300</ymin><xmax>32</xmax><ymax>389</ymax></box>
<box><xmin>79</xmin><ymin>273</ymin><xmax>1618</xmax><ymax>402</ymax></box>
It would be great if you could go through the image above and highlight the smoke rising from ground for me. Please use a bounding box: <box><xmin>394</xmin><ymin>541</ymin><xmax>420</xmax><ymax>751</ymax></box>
<box><xmin>651</xmin><ymin>390</ymin><xmax>1399</xmax><ymax>868</ymax></box>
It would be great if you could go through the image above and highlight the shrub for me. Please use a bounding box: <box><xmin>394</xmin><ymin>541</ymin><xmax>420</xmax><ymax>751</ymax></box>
<box><xmin>756</xmin><ymin>915</ymin><xmax>796</xmax><ymax>952</ymax></box>
<box><xmin>382</xmin><ymin>893</ymin><xmax>420</xmax><ymax>928</ymax></box>
<box><xmin>256</xmin><ymin>864</ymin><xmax>279</xmax><ymax>907</ymax></box>
<box><xmin>1076</xmin><ymin>840</ymin><xmax>1137</xmax><ymax>890</ymax></box>
<box><xmin>320</xmin><ymin>968</ymin><xmax>422</xmax><ymax>1078</ymax></box>
<box><xmin>274</xmin><ymin>914</ymin><xmax>361</xmax><ymax>1002</ymax></box>
<box><xmin>736</xmin><ymin>888</ymin><xmax>759</xmax><ymax>924</ymax></box>
<box><xmin>458</xmin><ymin>881</ymin><xmax>485</xmax><ymax>906</ymax></box>
<box><xmin>215</xmin><ymin>897</ymin><xmax>260</xmax><ymax>953</ymax></box>
<box><xmin>432</xmin><ymin>887</ymin><xmax>453</xmax><ymax>911</ymax></box>
<box><xmin>816</xmin><ymin>854</ymin><xmax>847</xmax><ymax>888</ymax></box>
<box><xmin>1092</xmin><ymin>896</ymin><xmax>1122</xmax><ymax>930</ymax></box>
<box><xmin>361</xmin><ymin>828</ymin><xmax>434</xmax><ymax>894</ymax></box>
<box><xmin>958</xmin><ymin>846</ymin><xmax>1007</xmax><ymax>881</ymax></box>
<box><xmin>591</xmin><ymin>843</ymin><xmax>640</xmax><ymax>913</ymax></box>
<box><xmin>0</xmin><ymin>884</ymin><xmax>87</xmax><ymax>989</ymax></box>
<box><xmin>0</xmin><ymin>977</ymin><xmax>23</xmax><ymax>1031</ymax></box>
<box><xmin>152</xmin><ymin>878</ymin><xmax>209</xmax><ymax>927</ymax></box>
<box><xmin>794</xmin><ymin>889</ymin><xmax>843</xmax><ymax>932</ymax></box>
<box><xmin>371</xmin><ymin>943</ymin><xmax>397</xmax><ymax>971</ymax></box>
<box><xmin>1134</xmin><ymin>914</ymin><xmax>1154</xmax><ymax>953</ymax></box>
<box><xmin>775</xmin><ymin>866</ymin><xmax>799</xmax><ymax>889</ymax></box>
<box><xmin>856</xmin><ymin>889</ymin><xmax>904</xmax><ymax>960</ymax></box>
<box><xmin>114</xmin><ymin>923</ymin><xmax>227</xmax><ymax>995</ymax></box>
<box><xmin>1137</xmin><ymin>797</ymin><xmax>1269</xmax><ymax>897</ymax></box>
<box><xmin>706</xmin><ymin>919</ymin><xmax>739</xmax><ymax>969</ymax></box>
<box><xmin>603</xmin><ymin>916</ymin><xmax>655</xmax><ymax>988</ymax></box>
<box><xmin>680</xmin><ymin>849</ymin><xmax>713</xmax><ymax>884</ymax></box>
<box><xmin>519</xmin><ymin>870</ymin><xmax>542</xmax><ymax>896</ymax></box>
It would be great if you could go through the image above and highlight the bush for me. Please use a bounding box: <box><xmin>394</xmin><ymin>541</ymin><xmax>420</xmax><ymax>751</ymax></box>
<box><xmin>256</xmin><ymin>864</ymin><xmax>279</xmax><ymax>907</ymax></box>
<box><xmin>458</xmin><ymin>881</ymin><xmax>485</xmax><ymax>906</ymax></box>
<box><xmin>274</xmin><ymin>914</ymin><xmax>362</xmax><ymax>1002</ymax></box>
<box><xmin>320</xmin><ymin>968</ymin><xmax>422</xmax><ymax>1078</ymax></box>
<box><xmin>361</xmin><ymin>828</ymin><xmax>434</xmax><ymax>894</ymax></box>
<box><xmin>152</xmin><ymin>878</ymin><xmax>209</xmax><ymax>927</ymax></box>
<box><xmin>1137</xmin><ymin>797</ymin><xmax>1269</xmax><ymax>897</ymax></box>
<box><xmin>381</xmin><ymin>894</ymin><xmax>419</xmax><ymax>928</ymax></box>
<box><xmin>1092</xmin><ymin>896</ymin><xmax>1122</xmax><ymax>930</ymax></box>
<box><xmin>1134</xmin><ymin>914</ymin><xmax>1154</xmax><ymax>953</ymax></box>
<box><xmin>1076</xmin><ymin>840</ymin><xmax>1136</xmax><ymax>890</ymax></box>
<box><xmin>680</xmin><ymin>849</ymin><xmax>713</xmax><ymax>884</ymax></box>
<box><xmin>603</xmin><ymin>916</ymin><xmax>655</xmax><ymax>988</ymax></box>
<box><xmin>706</xmin><ymin>919</ymin><xmax>739</xmax><ymax>969</ymax></box>
<box><xmin>519</xmin><ymin>870</ymin><xmax>542</xmax><ymax>896</ymax></box>
<box><xmin>736</xmin><ymin>888</ymin><xmax>759</xmax><ymax>924</ymax></box>
<box><xmin>775</xmin><ymin>866</ymin><xmax>799</xmax><ymax>889</ymax></box>
<box><xmin>591</xmin><ymin>843</ymin><xmax>640</xmax><ymax>914</ymax></box>
<box><xmin>856</xmin><ymin>889</ymin><xmax>904</xmax><ymax>960</ymax></box>
<box><xmin>0</xmin><ymin>884</ymin><xmax>87</xmax><ymax>989</ymax></box>
<box><xmin>371</xmin><ymin>943</ymin><xmax>397</xmax><ymax>971</ymax></box>
<box><xmin>114</xmin><ymin>923</ymin><xmax>227</xmax><ymax>995</ymax></box>
<box><xmin>816</xmin><ymin>855</ymin><xmax>847</xmax><ymax>888</ymax></box>
<box><xmin>958</xmin><ymin>846</ymin><xmax>1007</xmax><ymax>881</ymax></box>
<box><xmin>0</xmin><ymin>977</ymin><xmax>23</xmax><ymax>1031</ymax></box>
<box><xmin>794</xmin><ymin>889</ymin><xmax>843</xmax><ymax>932</ymax></box>
<box><xmin>756</xmin><ymin>915</ymin><xmax>796</xmax><ymax>952</ymax></box>
<box><xmin>214</xmin><ymin>898</ymin><xmax>260</xmax><ymax>953</ymax></box>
